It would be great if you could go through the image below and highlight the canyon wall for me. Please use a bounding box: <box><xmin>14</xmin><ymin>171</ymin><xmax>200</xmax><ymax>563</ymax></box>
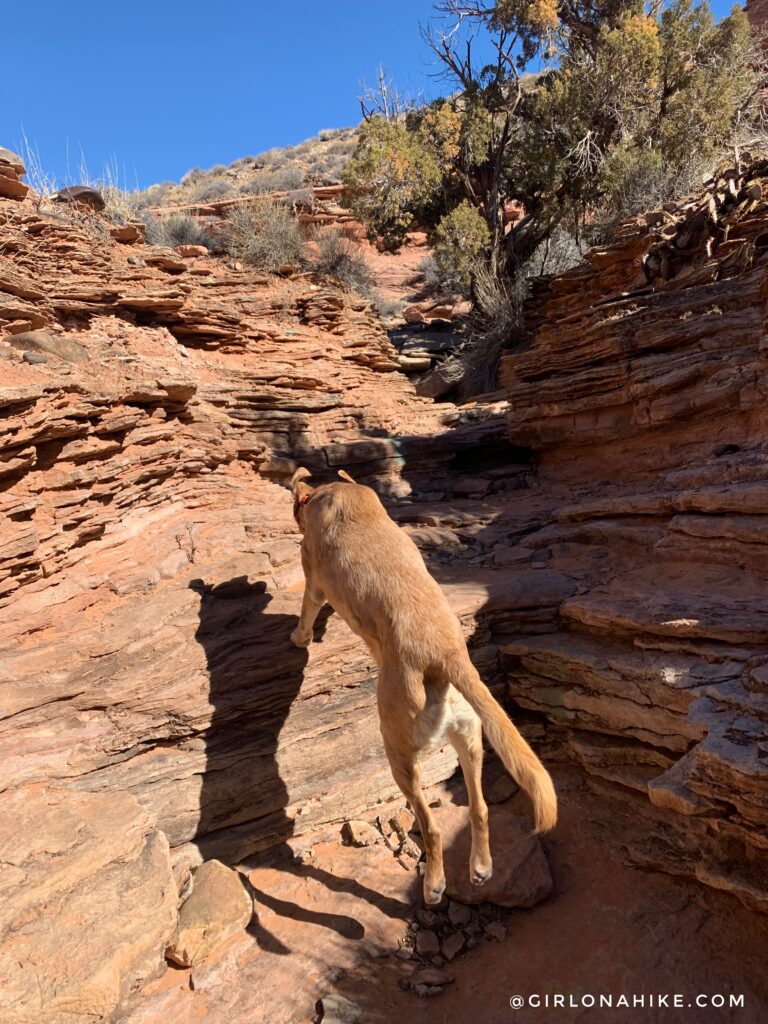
<box><xmin>499</xmin><ymin>158</ymin><xmax>768</xmax><ymax>910</ymax></box>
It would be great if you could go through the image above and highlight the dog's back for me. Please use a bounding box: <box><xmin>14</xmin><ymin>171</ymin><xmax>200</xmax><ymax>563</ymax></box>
<box><xmin>300</xmin><ymin>480</ymin><xmax>462</xmax><ymax>664</ymax></box>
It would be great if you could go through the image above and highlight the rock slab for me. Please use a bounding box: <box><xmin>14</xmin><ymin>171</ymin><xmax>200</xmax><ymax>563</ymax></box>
<box><xmin>0</xmin><ymin>788</ymin><xmax>176</xmax><ymax>1024</ymax></box>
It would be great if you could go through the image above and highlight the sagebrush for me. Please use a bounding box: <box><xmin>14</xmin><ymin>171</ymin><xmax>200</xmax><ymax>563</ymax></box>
<box><xmin>225</xmin><ymin>200</ymin><xmax>304</xmax><ymax>270</ymax></box>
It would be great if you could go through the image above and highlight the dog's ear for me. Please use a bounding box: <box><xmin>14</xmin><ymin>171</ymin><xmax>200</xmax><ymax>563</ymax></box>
<box><xmin>338</xmin><ymin>470</ymin><xmax>356</xmax><ymax>484</ymax></box>
<box><xmin>291</xmin><ymin>467</ymin><xmax>314</xmax><ymax>512</ymax></box>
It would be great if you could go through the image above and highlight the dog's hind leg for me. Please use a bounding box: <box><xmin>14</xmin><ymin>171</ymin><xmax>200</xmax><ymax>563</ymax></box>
<box><xmin>385</xmin><ymin>745</ymin><xmax>446</xmax><ymax>905</ymax></box>
<box><xmin>291</xmin><ymin>583</ymin><xmax>325</xmax><ymax>648</ymax></box>
<box><xmin>448</xmin><ymin>710</ymin><xmax>492</xmax><ymax>885</ymax></box>
<box><xmin>378</xmin><ymin>663</ymin><xmax>446</xmax><ymax>905</ymax></box>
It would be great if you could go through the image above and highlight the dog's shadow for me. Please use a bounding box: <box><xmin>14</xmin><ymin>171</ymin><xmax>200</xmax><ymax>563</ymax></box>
<box><xmin>189</xmin><ymin>575</ymin><xmax>409</xmax><ymax>954</ymax></box>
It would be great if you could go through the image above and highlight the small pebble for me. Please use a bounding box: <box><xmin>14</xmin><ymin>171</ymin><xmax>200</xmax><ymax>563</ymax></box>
<box><xmin>448</xmin><ymin>901</ymin><xmax>472</xmax><ymax>927</ymax></box>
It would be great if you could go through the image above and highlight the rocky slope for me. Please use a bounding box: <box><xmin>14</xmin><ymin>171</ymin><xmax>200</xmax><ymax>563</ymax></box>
<box><xmin>3</xmin><ymin>152</ymin><xmax>768</xmax><ymax>1022</ymax></box>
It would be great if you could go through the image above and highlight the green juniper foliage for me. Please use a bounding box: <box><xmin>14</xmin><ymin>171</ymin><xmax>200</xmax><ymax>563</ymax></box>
<box><xmin>342</xmin><ymin>0</ymin><xmax>763</xmax><ymax>284</ymax></box>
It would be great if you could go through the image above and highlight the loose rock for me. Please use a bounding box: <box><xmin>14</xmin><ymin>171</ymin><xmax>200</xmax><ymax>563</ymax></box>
<box><xmin>341</xmin><ymin>820</ymin><xmax>381</xmax><ymax>847</ymax></box>
<box><xmin>166</xmin><ymin>860</ymin><xmax>253</xmax><ymax>967</ymax></box>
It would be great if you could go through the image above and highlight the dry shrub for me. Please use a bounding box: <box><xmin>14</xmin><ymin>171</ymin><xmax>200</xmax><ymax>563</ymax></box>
<box><xmin>461</xmin><ymin>264</ymin><xmax>523</xmax><ymax>396</ymax></box>
<box><xmin>225</xmin><ymin>200</ymin><xmax>304</xmax><ymax>270</ymax></box>
<box><xmin>193</xmin><ymin>178</ymin><xmax>233</xmax><ymax>202</ymax></box>
<box><xmin>311</xmin><ymin>227</ymin><xmax>372</xmax><ymax>292</ymax></box>
<box><xmin>139</xmin><ymin>212</ymin><xmax>216</xmax><ymax>250</ymax></box>
<box><xmin>238</xmin><ymin>165</ymin><xmax>306</xmax><ymax>194</ymax></box>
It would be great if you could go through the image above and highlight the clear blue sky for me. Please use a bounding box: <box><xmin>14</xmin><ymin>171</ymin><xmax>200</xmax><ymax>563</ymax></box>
<box><xmin>4</xmin><ymin>0</ymin><xmax>739</xmax><ymax>190</ymax></box>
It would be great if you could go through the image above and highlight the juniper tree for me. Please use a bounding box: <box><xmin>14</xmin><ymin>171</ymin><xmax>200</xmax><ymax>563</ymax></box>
<box><xmin>342</xmin><ymin>0</ymin><xmax>765</xmax><ymax>282</ymax></box>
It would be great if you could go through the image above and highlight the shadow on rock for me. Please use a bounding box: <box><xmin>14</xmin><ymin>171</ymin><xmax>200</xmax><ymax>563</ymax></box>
<box><xmin>189</xmin><ymin>576</ymin><xmax>371</xmax><ymax>950</ymax></box>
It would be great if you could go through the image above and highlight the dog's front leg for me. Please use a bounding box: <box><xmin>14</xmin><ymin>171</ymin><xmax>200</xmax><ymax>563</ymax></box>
<box><xmin>291</xmin><ymin>583</ymin><xmax>325</xmax><ymax>648</ymax></box>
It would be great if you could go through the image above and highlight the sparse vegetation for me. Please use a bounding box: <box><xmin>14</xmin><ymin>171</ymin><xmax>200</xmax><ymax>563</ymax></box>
<box><xmin>311</xmin><ymin>227</ymin><xmax>372</xmax><ymax>292</ymax></box>
<box><xmin>165</xmin><ymin>128</ymin><xmax>356</xmax><ymax>209</ymax></box>
<box><xmin>155</xmin><ymin>212</ymin><xmax>217</xmax><ymax>249</ymax></box>
<box><xmin>135</xmin><ymin>211</ymin><xmax>216</xmax><ymax>249</ymax></box>
<box><xmin>461</xmin><ymin>263</ymin><xmax>522</xmax><ymax>395</ymax></box>
<box><xmin>181</xmin><ymin>167</ymin><xmax>206</xmax><ymax>186</ymax></box>
<box><xmin>238</xmin><ymin>165</ymin><xmax>305</xmax><ymax>194</ymax></box>
<box><xmin>370</xmin><ymin>294</ymin><xmax>404</xmax><ymax>320</ymax></box>
<box><xmin>193</xmin><ymin>179</ymin><xmax>234</xmax><ymax>203</ymax></box>
<box><xmin>343</xmin><ymin>0</ymin><xmax>765</xmax><ymax>284</ymax></box>
<box><xmin>224</xmin><ymin>200</ymin><xmax>304</xmax><ymax>270</ymax></box>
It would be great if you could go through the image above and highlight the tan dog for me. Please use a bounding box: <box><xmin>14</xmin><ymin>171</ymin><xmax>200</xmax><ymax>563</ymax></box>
<box><xmin>291</xmin><ymin>467</ymin><xmax>557</xmax><ymax>905</ymax></box>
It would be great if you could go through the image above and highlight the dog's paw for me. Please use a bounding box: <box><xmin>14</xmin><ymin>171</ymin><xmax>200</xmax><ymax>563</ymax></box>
<box><xmin>423</xmin><ymin>877</ymin><xmax>446</xmax><ymax>906</ymax></box>
<box><xmin>469</xmin><ymin>859</ymin><xmax>493</xmax><ymax>886</ymax></box>
<box><xmin>290</xmin><ymin>628</ymin><xmax>311</xmax><ymax>648</ymax></box>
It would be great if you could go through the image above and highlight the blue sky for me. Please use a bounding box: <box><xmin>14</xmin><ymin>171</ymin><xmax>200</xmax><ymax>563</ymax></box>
<box><xmin>4</xmin><ymin>0</ymin><xmax>739</xmax><ymax>190</ymax></box>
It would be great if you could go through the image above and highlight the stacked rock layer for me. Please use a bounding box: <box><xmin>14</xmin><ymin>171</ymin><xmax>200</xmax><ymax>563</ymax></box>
<box><xmin>499</xmin><ymin>157</ymin><xmax>768</xmax><ymax>911</ymax></box>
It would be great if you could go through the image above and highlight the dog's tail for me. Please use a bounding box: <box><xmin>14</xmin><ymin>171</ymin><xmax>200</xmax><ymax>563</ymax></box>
<box><xmin>441</xmin><ymin>654</ymin><xmax>557</xmax><ymax>833</ymax></box>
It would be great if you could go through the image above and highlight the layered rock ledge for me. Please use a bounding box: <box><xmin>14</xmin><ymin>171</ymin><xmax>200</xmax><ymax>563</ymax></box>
<box><xmin>499</xmin><ymin>157</ymin><xmax>768</xmax><ymax>911</ymax></box>
<box><xmin>0</xmin><ymin>191</ymin><xmax>526</xmax><ymax>1021</ymax></box>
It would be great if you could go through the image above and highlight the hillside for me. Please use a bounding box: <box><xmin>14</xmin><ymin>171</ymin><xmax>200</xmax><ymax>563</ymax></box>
<box><xmin>133</xmin><ymin>127</ymin><xmax>359</xmax><ymax>210</ymax></box>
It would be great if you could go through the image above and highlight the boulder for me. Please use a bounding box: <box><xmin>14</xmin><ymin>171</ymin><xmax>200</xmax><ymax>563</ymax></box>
<box><xmin>415</xmin><ymin>357</ymin><xmax>465</xmax><ymax>399</ymax></box>
<box><xmin>0</xmin><ymin>176</ymin><xmax>29</xmax><ymax>200</ymax></box>
<box><xmin>398</xmin><ymin>354</ymin><xmax>432</xmax><ymax>372</ymax></box>
<box><xmin>166</xmin><ymin>860</ymin><xmax>254</xmax><ymax>967</ymax></box>
<box><xmin>110</xmin><ymin>222</ymin><xmax>145</xmax><ymax>243</ymax></box>
<box><xmin>53</xmin><ymin>185</ymin><xmax>106</xmax><ymax>211</ymax></box>
<box><xmin>403</xmin><ymin>305</ymin><xmax>426</xmax><ymax>324</ymax></box>
<box><xmin>427</xmin><ymin>803</ymin><xmax>553</xmax><ymax>908</ymax></box>
<box><xmin>0</xmin><ymin>147</ymin><xmax>25</xmax><ymax>176</ymax></box>
<box><xmin>452</xmin><ymin>476</ymin><xmax>490</xmax><ymax>496</ymax></box>
<box><xmin>175</xmin><ymin>244</ymin><xmax>209</xmax><ymax>258</ymax></box>
<box><xmin>143</xmin><ymin>247</ymin><xmax>187</xmax><ymax>273</ymax></box>
<box><xmin>341</xmin><ymin>819</ymin><xmax>382</xmax><ymax>847</ymax></box>
<box><xmin>425</xmin><ymin>304</ymin><xmax>455</xmax><ymax>320</ymax></box>
<box><xmin>318</xmin><ymin>993</ymin><xmax>363</xmax><ymax>1023</ymax></box>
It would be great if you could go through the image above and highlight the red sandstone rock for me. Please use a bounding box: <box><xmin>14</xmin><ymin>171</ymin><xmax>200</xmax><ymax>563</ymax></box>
<box><xmin>0</xmin><ymin>176</ymin><xmax>29</xmax><ymax>200</ymax></box>
<box><xmin>175</xmin><ymin>243</ymin><xmax>209</xmax><ymax>257</ymax></box>
<box><xmin>422</xmin><ymin>803</ymin><xmax>553</xmax><ymax>908</ymax></box>
<box><xmin>110</xmin><ymin>222</ymin><xmax>145</xmax><ymax>243</ymax></box>
<box><xmin>3</xmin><ymin>149</ymin><xmax>768</xmax><ymax>1023</ymax></box>
<box><xmin>166</xmin><ymin>860</ymin><xmax>254</xmax><ymax>967</ymax></box>
<box><xmin>498</xmin><ymin>156</ymin><xmax>768</xmax><ymax>911</ymax></box>
<box><xmin>0</xmin><ymin>788</ymin><xmax>176</xmax><ymax>1023</ymax></box>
